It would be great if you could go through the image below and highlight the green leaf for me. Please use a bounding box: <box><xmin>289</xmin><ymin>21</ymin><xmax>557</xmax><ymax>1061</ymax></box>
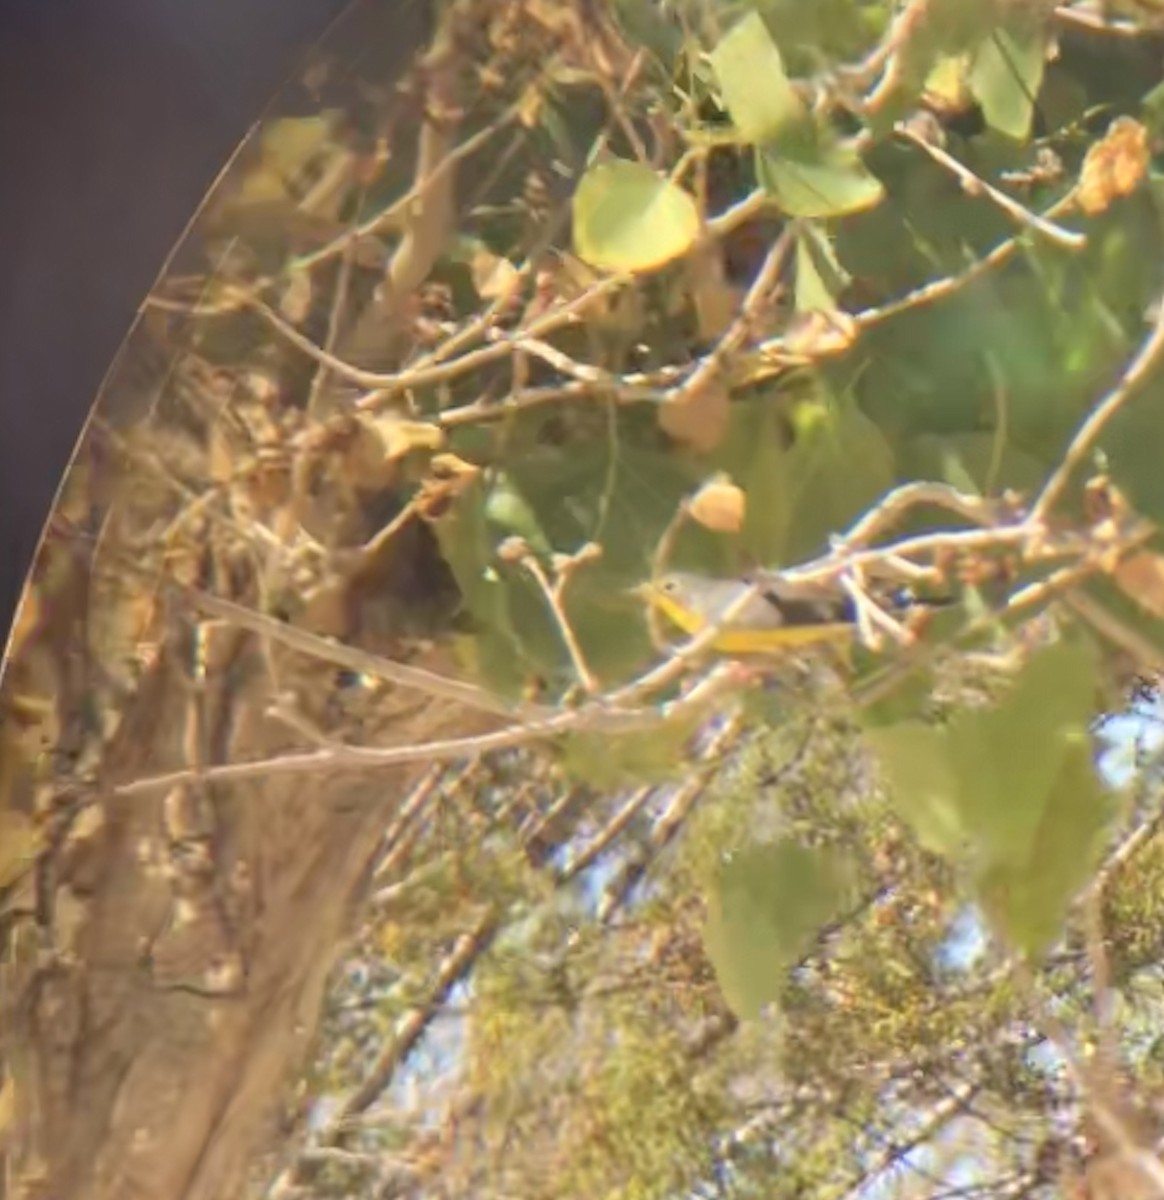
<box><xmin>708</xmin><ymin>12</ymin><xmax>804</xmax><ymax>144</ymax></box>
<box><xmin>572</xmin><ymin>159</ymin><xmax>700</xmax><ymax>273</ymax></box>
<box><xmin>867</xmin><ymin>641</ymin><xmax>1099</xmax><ymax>864</ymax></box>
<box><xmin>865</xmin><ymin>721</ymin><xmax>967</xmax><ymax>858</ymax></box>
<box><xmin>795</xmin><ymin>223</ymin><xmax>851</xmax><ymax>313</ymax></box>
<box><xmin>703</xmin><ymin>840</ymin><xmax>852</xmax><ymax>1020</ymax></box>
<box><xmin>558</xmin><ymin>714</ymin><xmax>699</xmax><ymax>789</ymax></box>
<box><xmin>780</xmin><ymin>394</ymin><xmax>897</xmax><ymax>563</ymax></box>
<box><xmin>968</xmin><ymin>20</ymin><xmax>1047</xmax><ymax>141</ymax></box>
<box><xmin>710</xmin><ymin>395</ymin><xmax>791</xmax><ymax>565</ymax></box>
<box><xmin>706</xmin><ymin>381</ymin><xmax>892</xmax><ymax>569</ymax></box>
<box><xmin>609</xmin><ymin>0</ymin><xmax>685</xmax><ymax>71</ymax></box>
<box><xmin>1075</xmin><ymin>574</ymin><xmax>1164</xmax><ymax>676</ymax></box>
<box><xmin>1098</xmin><ymin>371</ymin><xmax>1164</xmax><ymax>526</ymax></box>
<box><xmin>433</xmin><ymin>477</ymin><xmax>533</xmax><ymax>696</ymax></box>
<box><xmin>485</xmin><ymin>473</ymin><xmax>554</xmax><ymax>557</ymax></box>
<box><xmin>757</xmin><ymin>134</ymin><xmax>885</xmax><ymax>218</ymax></box>
<box><xmin>440</xmin><ymin>440</ymin><xmax>712</xmax><ymax>690</ymax></box>
<box><xmin>978</xmin><ymin>735</ymin><xmax>1114</xmax><ymax>955</ymax></box>
<box><xmin>947</xmin><ymin>640</ymin><xmax>1098</xmax><ymax>866</ymax></box>
<box><xmin>901</xmin><ymin>432</ymin><xmax>1049</xmax><ymax>498</ymax></box>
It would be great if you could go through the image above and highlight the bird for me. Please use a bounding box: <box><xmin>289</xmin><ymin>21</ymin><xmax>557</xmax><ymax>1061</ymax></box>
<box><xmin>632</xmin><ymin>570</ymin><xmax>948</xmax><ymax>656</ymax></box>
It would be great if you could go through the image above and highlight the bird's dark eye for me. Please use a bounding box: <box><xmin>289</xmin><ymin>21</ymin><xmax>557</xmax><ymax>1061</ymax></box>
<box><xmin>662</xmin><ymin>579</ymin><xmax>679</xmax><ymax>594</ymax></box>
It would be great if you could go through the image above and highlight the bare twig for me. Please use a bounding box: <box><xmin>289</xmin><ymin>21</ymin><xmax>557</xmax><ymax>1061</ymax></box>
<box><xmin>897</xmin><ymin>125</ymin><xmax>1086</xmax><ymax>251</ymax></box>
<box><xmin>179</xmin><ymin>585</ymin><xmax>544</xmax><ymax>720</ymax></box>
<box><xmin>290</xmin><ymin>108</ymin><xmax>519</xmax><ymax>274</ymax></box>
<box><xmin>1065</xmin><ymin>590</ymin><xmax>1164</xmax><ymax>671</ymax></box>
<box><xmin>847</xmin><ymin>189</ymin><xmax>1081</xmax><ymax>329</ymax></box>
<box><xmin>509</xmin><ymin>540</ymin><xmax>603</xmax><ymax>694</ymax></box>
<box><xmin>1031</xmin><ymin>298</ymin><xmax>1164</xmax><ymax>524</ymax></box>
<box><xmin>267</xmin><ymin>909</ymin><xmax>498</xmax><ymax>1199</ymax></box>
<box><xmin>112</xmin><ymin>661</ymin><xmax>741</xmax><ymax>798</ymax></box>
<box><xmin>597</xmin><ymin>712</ymin><xmax>745</xmax><ymax>922</ymax></box>
<box><xmin>555</xmin><ymin>785</ymin><xmax>655</xmax><ymax>882</ymax></box>
<box><xmin>662</xmin><ymin>227</ymin><xmax>794</xmax><ymax>410</ymax></box>
<box><xmin>305</xmin><ymin>226</ymin><xmax>359</xmax><ymax>419</ymax></box>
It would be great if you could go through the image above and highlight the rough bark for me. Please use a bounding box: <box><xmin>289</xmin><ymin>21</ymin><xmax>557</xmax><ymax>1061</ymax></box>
<box><xmin>4</xmin><ymin>626</ymin><xmax>487</xmax><ymax>1200</ymax></box>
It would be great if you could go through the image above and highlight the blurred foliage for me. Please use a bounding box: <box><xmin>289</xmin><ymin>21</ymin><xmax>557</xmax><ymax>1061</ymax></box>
<box><xmin>11</xmin><ymin>0</ymin><xmax>1164</xmax><ymax>1196</ymax></box>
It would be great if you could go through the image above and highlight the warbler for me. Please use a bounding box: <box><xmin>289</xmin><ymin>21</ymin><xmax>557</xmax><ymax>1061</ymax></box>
<box><xmin>633</xmin><ymin>571</ymin><xmax>945</xmax><ymax>656</ymax></box>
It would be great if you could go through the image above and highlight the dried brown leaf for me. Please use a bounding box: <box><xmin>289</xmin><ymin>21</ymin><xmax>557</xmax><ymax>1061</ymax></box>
<box><xmin>689</xmin><ymin>478</ymin><xmax>746</xmax><ymax>533</ymax></box>
<box><xmin>657</xmin><ymin>380</ymin><xmax>731</xmax><ymax>453</ymax></box>
<box><xmin>686</xmin><ymin>242</ymin><xmax>742</xmax><ymax>342</ymax></box>
<box><xmin>1113</xmin><ymin>551</ymin><xmax>1164</xmax><ymax>620</ymax></box>
<box><xmin>1077</xmin><ymin>116</ymin><xmax>1150</xmax><ymax>216</ymax></box>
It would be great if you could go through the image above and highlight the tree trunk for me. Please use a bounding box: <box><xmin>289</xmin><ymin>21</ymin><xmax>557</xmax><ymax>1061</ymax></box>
<box><xmin>5</xmin><ymin>623</ymin><xmax>485</xmax><ymax>1200</ymax></box>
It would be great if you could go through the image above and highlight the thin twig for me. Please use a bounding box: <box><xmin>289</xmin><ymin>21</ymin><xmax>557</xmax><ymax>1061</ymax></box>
<box><xmin>1030</xmin><ymin>297</ymin><xmax>1164</xmax><ymax>524</ymax></box>
<box><xmin>897</xmin><ymin>125</ymin><xmax>1086</xmax><ymax>251</ymax></box>
<box><xmin>111</xmin><ymin>662</ymin><xmax>741</xmax><ymax>798</ymax></box>
<box><xmin>306</xmin><ymin>226</ymin><xmax>360</xmax><ymax>419</ymax></box>
<box><xmin>178</xmin><ymin>585</ymin><xmax>544</xmax><ymax>720</ymax></box>
<box><xmin>512</xmin><ymin>542</ymin><xmax>602</xmax><ymax>694</ymax></box>
<box><xmin>290</xmin><ymin>108</ymin><xmax>520</xmax><ymax>274</ymax></box>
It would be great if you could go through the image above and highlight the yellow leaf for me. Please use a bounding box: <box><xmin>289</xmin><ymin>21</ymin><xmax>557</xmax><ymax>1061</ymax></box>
<box><xmin>471</xmin><ymin>247</ymin><xmax>521</xmax><ymax>301</ymax></box>
<box><xmin>923</xmin><ymin>54</ymin><xmax>973</xmax><ymax>116</ymax></box>
<box><xmin>374</xmin><ymin>417</ymin><xmax>447</xmax><ymax>463</ymax></box>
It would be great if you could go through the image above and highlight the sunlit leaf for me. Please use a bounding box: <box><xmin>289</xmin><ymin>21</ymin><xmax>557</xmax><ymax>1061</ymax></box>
<box><xmin>795</xmin><ymin>222</ymin><xmax>850</xmax><ymax>313</ymax></box>
<box><xmin>1075</xmin><ymin>575</ymin><xmax>1164</xmax><ymax>674</ymax></box>
<box><xmin>572</xmin><ymin>159</ymin><xmax>700</xmax><ymax>272</ymax></box>
<box><xmin>485</xmin><ymin>473</ymin><xmax>555</xmax><ymax>557</ymax></box>
<box><xmin>1097</xmin><ymin>371</ymin><xmax>1164</xmax><ymax>526</ymax></box>
<box><xmin>703</xmin><ymin>840</ymin><xmax>852</xmax><ymax>1020</ymax></box>
<box><xmin>559</xmin><ymin>716</ymin><xmax>698</xmax><ymax>788</ymax></box>
<box><xmin>948</xmin><ymin>640</ymin><xmax>1098</xmax><ymax>866</ymax></box>
<box><xmin>968</xmin><ymin>21</ymin><xmax>1047</xmax><ymax>141</ymax></box>
<box><xmin>233</xmin><ymin>113</ymin><xmax>339</xmax><ymax>208</ymax></box>
<box><xmin>924</xmin><ymin>53</ymin><xmax>974</xmax><ymax>117</ymax></box>
<box><xmin>711</xmin><ymin>395</ymin><xmax>790</xmax><ymax>564</ymax></box>
<box><xmin>708</xmin><ymin>12</ymin><xmax>803</xmax><ymax>143</ymax></box>
<box><xmin>757</xmin><ymin>134</ymin><xmax>885</xmax><ymax>218</ymax></box>
<box><xmin>901</xmin><ymin>432</ymin><xmax>1048</xmax><ymax>498</ymax></box>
